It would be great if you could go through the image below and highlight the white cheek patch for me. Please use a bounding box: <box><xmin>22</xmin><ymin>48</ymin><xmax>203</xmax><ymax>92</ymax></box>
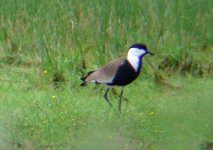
<box><xmin>127</xmin><ymin>56</ymin><xmax>139</xmax><ymax>71</ymax></box>
<box><xmin>136</xmin><ymin>49</ymin><xmax>146</xmax><ymax>56</ymax></box>
<box><xmin>127</xmin><ymin>48</ymin><xmax>146</xmax><ymax>71</ymax></box>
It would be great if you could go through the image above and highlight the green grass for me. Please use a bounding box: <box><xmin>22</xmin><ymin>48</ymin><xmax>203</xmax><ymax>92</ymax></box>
<box><xmin>0</xmin><ymin>69</ymin><xmax>212</xmax><ymax>149</ymax></box>
<box><xmin>0</xmin><ymin>0</ymin><xmax>213</xmax><ymax>149</ymax></box>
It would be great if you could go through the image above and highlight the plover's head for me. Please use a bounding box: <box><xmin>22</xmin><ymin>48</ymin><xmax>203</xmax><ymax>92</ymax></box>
<box><xmin>127</xmin><ymin>43</ymin><xmax>154</xmax><ymax>71</ymax></box>
<box><xmin>127</xmin><ymin>43</ymin><xmax>153</xmax><ymax>58</ymax></box>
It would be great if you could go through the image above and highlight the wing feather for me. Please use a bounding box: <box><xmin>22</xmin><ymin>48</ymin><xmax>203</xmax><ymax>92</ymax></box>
<box><xmin>85</xmin><ymin>57</ymin><xmax>125</xmax><ymax>84</ymax></box>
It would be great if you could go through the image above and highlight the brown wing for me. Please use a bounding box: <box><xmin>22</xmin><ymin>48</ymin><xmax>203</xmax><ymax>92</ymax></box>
<box><xmin>85</xmin><ymin>57</ymin><xmax>126</xmax><ymax>84</ymax></box>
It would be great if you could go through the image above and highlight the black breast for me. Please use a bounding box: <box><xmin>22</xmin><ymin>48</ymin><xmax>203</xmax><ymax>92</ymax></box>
<box><xmin>109</xmin><ymin>60</ymin><xmax>141</xmax><ymax>86</ymax></box>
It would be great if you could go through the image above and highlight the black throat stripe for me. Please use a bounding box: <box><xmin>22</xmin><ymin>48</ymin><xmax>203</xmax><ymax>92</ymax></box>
<box><xmin>108</xmin><ymin>60</ymin><xmax>142</xmax><ymax>86</ymax></box>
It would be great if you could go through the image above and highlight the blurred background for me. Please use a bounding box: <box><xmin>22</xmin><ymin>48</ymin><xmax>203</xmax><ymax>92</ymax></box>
<box><xmin>0</xmin><ymin>0</ymin><xmax>212</xmax><ymax>149</ymax></box>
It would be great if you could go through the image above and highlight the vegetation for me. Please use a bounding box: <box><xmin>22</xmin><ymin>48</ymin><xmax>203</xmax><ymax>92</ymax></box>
<box><xmin>0</xmin><ymin>0</ymin><xmax>212</xmax><ymax>149</ymax></box>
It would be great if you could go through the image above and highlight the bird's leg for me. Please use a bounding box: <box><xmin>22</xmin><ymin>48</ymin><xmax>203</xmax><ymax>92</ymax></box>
<box><xmin>118</xmin><ymin>87</ymin><xmax>124</xmax><ymax>113</ymax></box>
<box><xmin>103</xmin><ymin>87</ymin><xmax>113</xmax><ymax>107</ymax></box>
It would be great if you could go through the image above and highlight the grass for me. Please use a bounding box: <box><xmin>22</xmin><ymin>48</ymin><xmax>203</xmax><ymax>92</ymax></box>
<box><xmin>0</xmin><ymin>70</ymin><xmax>212</xmax><ymax>149</ymax></box>
<box><xmin>0</xmin><ymin>0</ymin><xmax>212</xmax><ymax>149</ymax></box>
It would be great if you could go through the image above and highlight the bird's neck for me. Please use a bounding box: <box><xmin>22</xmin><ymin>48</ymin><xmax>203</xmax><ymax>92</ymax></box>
<box><xmin>127</xmin><ymin>54</ymin><xmax>143</xmax><ymax>72</ymax></box>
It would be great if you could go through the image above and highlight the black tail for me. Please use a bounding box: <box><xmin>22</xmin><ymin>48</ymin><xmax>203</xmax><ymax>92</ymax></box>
<box><xmin>80</xmin><ymin>82</ymin><xmax>87</xmax><ymax>86</ymax></box>
<box><xmin>80</xmin><ymin>71</ymin><xmax>95</xmax><ymax>86</ymax></box>
<box><xmin>80</xmin><ymin>76</ymin><xmax>87</xmax><ymax>86</ymax></box>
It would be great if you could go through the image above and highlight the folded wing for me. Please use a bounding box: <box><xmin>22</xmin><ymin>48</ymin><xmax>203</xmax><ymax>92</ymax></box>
<box><xmin>81</xmin><ymin>58</ymin><xmax>126</xmax><ymax>85</ymax></box>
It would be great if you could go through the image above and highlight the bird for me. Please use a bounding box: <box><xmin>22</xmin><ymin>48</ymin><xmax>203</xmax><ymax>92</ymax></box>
<box><xmin>80</xmin><ymin>43</ymin><xmax>154</xmax><ymax>112</ymax></box>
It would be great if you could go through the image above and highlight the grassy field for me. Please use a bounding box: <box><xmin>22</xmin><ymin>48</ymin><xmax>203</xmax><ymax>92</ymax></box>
<box><xmin>0</xmin><ymin>0</ymin><xmax>213</xmax><ymax>149</ymax></box>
